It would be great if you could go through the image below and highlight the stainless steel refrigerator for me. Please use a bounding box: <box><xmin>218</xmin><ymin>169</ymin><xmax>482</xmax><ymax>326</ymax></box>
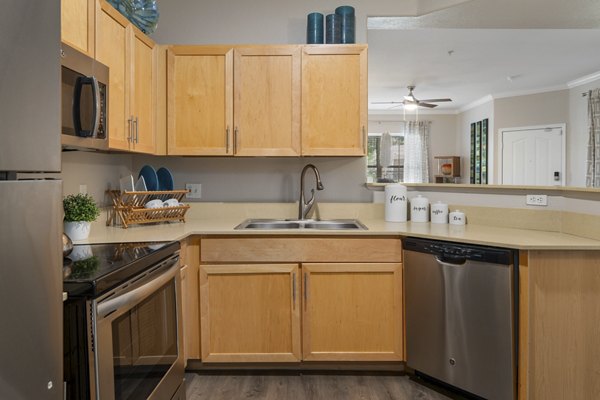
<box><xmin>0</xmin><ymin>0</ymin><xmax>63</xmax><ymax>398</ymax></box>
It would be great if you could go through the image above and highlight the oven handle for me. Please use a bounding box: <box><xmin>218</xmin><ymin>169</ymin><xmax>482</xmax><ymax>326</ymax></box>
<box><xmin>97</xmin><ymin>260</ymin><xmax>179</xmax><ymax>319</ymax></box>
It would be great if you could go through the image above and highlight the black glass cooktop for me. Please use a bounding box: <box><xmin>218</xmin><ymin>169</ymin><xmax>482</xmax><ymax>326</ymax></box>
<box><xmin>63</xmin><ymin>241</ymin><xmax>179</xmax><ymax>298</ymax></box>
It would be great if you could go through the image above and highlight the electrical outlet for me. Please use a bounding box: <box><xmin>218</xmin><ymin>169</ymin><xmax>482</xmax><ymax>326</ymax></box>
<box><xmin>185</xmin><ymin>183</ymin><xmax>202</xmax><ymax>199</ymax></box>
<box><xmin>526</xmin><ymin>194</ymin><xmax>547</xmax><ymax>206</ymax></box>
<box><xmin>79</xmin><ymin>184</ymin><xmax>87</xmax><ymax>195</ymax></box>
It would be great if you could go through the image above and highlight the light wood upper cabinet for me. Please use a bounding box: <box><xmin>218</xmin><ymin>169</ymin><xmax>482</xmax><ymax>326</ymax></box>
<box><xmin>301</xmin><ymin>45</ymin><xmax>367</xmax><ymax>156</ymax></box>
<box><xmin>130</xmin><ymin>30</ymin><xmax>156</xmax><ymax>153</ymax></box>
<box><xmin>96</xmin><ymin>1</ymin><xmax>129</xmax><ymax>150</ymax></box>
<box><xmin>199</xmin><ymin>263</ymin><xmax>301</xmax><ymax>362</ymax></box>
<box><xmin>61</xmin><ymin>0</ymin><xmax>95</xmax><ymax>57</ymax></box>
<box><xmin>302</xmin><ymin>262</ymin><xmax>403</xmax><ymax>361</ymax></box>
<box><xmin>96</xmin><ymin>0</ymin><xmax>156</xmax><ymax>153</ymax></box>
<box><xmin>233</xmin><ymin>46</ymin><xmax>301</xmax><ymax>156</ymax></box>
<box><xmin>167</xmin><ymin>46</ymin><xmax>233</xmax><ymax>155</ymax></box>
<box><xmin>167</xmin><ymin>45</ymin><xmax>301</xmax><ymax>156</ymax></box>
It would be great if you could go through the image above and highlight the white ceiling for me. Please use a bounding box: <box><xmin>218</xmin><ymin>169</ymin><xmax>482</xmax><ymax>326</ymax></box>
<box><xmin>368</xmin><ymin>28</ymin><xmax>600</xmax><ymax>113</ymax></box>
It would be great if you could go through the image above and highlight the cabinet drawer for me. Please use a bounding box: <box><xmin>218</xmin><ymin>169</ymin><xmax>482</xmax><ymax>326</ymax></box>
<box><xmin>200</xmin><ymin>237</ymin><xmax>402</xmax><ymax>263</ymax></box>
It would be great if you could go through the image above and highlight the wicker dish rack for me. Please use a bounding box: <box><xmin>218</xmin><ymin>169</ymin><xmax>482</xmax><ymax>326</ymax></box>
<box><xmin>107</xmin><ymin>190</ymin><xmax>190</xmax><ymax>228</ymax></box>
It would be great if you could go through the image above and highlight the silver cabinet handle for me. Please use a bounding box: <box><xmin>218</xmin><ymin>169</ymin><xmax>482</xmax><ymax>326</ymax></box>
<box><xmin>234</xmin><ymin>126</ymin><xmax>239</xmax><ymax>153</ymax></box>
<box><xmin>127</xmin><ymin>117</ymin><xmax>133</xmax><ymax>142</ymax></box>
<box><xmin>134</xmin><ymin>117</ymin><xmax>139</xmax><ymax>143</ymax></box>
<box><xmin>226</xmin><ymin>126</ymin><xmax>230</xmax><ymax>153</ymax></box>
<box><xmin>292</xmin><ymin>272</ymin><xmax>296</xmax><ymax>310</ymax></box>
<box><xmin>303</xmin><ymin>272</ymin><xmax>308</xmax><ymax>311</ymax></box>
<box><xmin>362</xmin><ymin>126</ymin><xmax>367</xmax><ymax>154</ymax></box>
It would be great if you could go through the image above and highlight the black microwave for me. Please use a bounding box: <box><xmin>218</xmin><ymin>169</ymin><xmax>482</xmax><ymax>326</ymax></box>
<box><xmin>61</xmin><ymin>43</ymin><xmax>109</xmax><ymax>150</ymax></box>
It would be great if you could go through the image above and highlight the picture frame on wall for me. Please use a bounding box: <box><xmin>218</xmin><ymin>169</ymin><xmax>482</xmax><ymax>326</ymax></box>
<box><xmin>470</xmin><ymin>123</ymin><xmax>476</xmax><ymax>184</ymax></box>
<box><xmin>481</xmin><ymin>119</ymin><xmax>488</xmax><ymax>184</ymax></box>
<box><xmin>470</xmin><ymin>118</ymin><xmax>489</xmax><ymax>184</ymax></box>
<box><xmin>475</xmin><ymin>121</ymin><xmax>481</xmax><ymax>184</ymax></box>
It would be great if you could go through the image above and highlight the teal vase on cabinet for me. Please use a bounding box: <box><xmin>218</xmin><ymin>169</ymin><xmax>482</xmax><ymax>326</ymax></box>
<box><xmin>107</xmin><ymin>0</ymin><xmax>159</xmax><ymax>34</ymax></box>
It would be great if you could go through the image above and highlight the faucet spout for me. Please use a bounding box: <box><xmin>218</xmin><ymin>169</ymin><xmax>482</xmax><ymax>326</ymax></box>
<box><xmin>298</xmin><ymin>164</ymin><xmax>324</xmax><ymax>220</ymax></box>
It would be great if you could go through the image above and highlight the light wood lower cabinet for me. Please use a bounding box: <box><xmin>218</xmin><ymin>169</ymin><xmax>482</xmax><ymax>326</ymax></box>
<box><xmin>520</xmin><ymin>250</ymin><xmax>600</xmax><ymax>400</ymax></box>
<box><xmin>198</xmin><ymin>236</ymin><xmax>403</xmax><ymax>363</ymax></box>
<box><xmin>199</xmin><ymin>264</ymin><xmax>301</xmax><ymax>362</ymax></box>
<box><xmin>180</xmin><ymin>237</ymin><xmax>200</xmax><ymax>364</ymax></box>
<box><xmin>302</xmin><ymin>263</ymin><xmax>403</xmax><ymax>361</ymax></box>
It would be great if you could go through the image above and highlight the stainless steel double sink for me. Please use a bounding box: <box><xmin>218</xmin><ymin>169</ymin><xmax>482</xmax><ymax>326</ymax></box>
<box><xmin>234</xmin><ymin>218</ymin><xmax>367</xmax><ymax>230</ymax></box>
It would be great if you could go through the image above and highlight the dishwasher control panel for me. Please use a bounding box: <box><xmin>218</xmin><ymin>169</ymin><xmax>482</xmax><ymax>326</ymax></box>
<box><xmin>403</xmin><ymin>237</ymin><xmax>513</xmax><ymax>264</ymax></box>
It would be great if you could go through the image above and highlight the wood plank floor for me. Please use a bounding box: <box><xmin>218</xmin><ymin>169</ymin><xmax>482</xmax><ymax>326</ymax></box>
<box><xmin>185</xmin><ymin>372</ymin><xmax>458</xmax><ymax>400</ymax></box>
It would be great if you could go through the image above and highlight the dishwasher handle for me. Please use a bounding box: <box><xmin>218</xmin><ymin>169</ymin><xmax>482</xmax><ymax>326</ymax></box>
<box><xmin>435</xmin><ymin>255</ymin><xmax>467</xmax><ymax>266</ymax></box>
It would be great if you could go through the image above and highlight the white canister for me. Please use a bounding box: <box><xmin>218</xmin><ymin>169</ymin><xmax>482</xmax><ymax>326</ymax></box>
<box><xmin>384</xmin><ymin>184</ymin><xmax>408</xmax><ymax>222</ymax></box>
<box><xmin>410</xmin><ymin>195</ymin><xmax>430</xmax><ymax>222</ymax></box>
<box><xmin>430</xmin><ymin>202</ymin><xmax>449</xmax><ymax>224</ymax></box>
<box><xmin>449</xmin><ymin>210</ymin><xmax>466</xmax><ymax>225</ymax></box>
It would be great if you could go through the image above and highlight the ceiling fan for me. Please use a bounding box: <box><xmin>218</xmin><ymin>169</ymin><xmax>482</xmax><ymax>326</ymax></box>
<box><xmin>373</xmin><ymin>85</ymin><xmax>452</xmax><ymax>109</ymax></box>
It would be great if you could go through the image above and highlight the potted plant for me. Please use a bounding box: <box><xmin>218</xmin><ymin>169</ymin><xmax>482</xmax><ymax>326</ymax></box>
<box><xmin>63</xmin><ymin>193</ymin><xmax>101</xmax><ymax>241</ymax></box>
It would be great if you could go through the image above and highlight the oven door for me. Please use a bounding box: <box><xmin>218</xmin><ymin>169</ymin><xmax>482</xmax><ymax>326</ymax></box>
<box><xmin>94</xmin><ymin>255</ymin><xmax>184</xmax><ymax>400</ymax></box>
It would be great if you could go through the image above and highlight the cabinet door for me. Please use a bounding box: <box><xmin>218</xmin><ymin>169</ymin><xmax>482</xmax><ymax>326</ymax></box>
<box><xmin>167</xmin><ymin>46</ymin><xmax>233</xmax><ymax>155</ymax></box>
<box><xmin>96</xmin><ymin>1</ymin><xmax>130</xmax><ymax>151</ymax></box>
<box><xmin>302</xmin><ymin>263</ymin><xmax>403</xmax><ymax>361</ymax></box>
<box><xmin>301</xmin><ymin>45</ymin><xmax>367</xmax><ymax>156</ymax></box>
<box><xmin>179</xmin><ymin>239</ymin><xmax>200</xmax><ymax>364</ymax></box>
<box><xmin>233</xmin><ymin>46</ymin><xmax>301</xmax><ymax>156</ymax></box>
<box><xmin>61</xmin><ymin>0</ymin><xmax>94</xmax><ymax>56</ymax></box>
<box><xmin>200</xmin><ymin>264</ymin><xmax>301</xmax><ymax>362</ymax></box>
<box><xmin>130</xmin><ymin>29</ymin><xmax>156</xmax><ymax>154</ymax></box>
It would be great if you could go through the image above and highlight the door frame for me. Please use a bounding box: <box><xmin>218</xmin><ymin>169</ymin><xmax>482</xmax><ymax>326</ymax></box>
<box><xmin>497</xmin><ymin>123</ymin><xmax>566</xmax><ymax>186</ymax></box>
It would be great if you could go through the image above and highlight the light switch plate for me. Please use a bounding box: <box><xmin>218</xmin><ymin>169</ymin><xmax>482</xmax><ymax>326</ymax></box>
<box><xmin>526</xmin><ymin>194</ymin><xmax>547</xmax><ymax>206</ymax></box>
<box><xmin>185</xmin><ymin>183</ymin><xmax>202</xmax><ymax>199</ymax></box>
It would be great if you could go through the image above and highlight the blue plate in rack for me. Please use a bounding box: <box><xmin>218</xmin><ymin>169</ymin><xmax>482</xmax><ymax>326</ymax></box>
<box><xmin>138</xmin><ymin>165</ymin><xmax>158</xmax><ymax>191</ymax></box>
<box><xmin>156</xmin><ymin>167</ymin><xmax>174</xmax><ymax>191</ymax></box>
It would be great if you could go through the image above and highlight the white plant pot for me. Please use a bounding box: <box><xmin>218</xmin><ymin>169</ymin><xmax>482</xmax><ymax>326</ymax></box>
<box><xmin>64</xmin><ymin>221</ymin><xmax>91</xmax><ymax>241</ymax></box>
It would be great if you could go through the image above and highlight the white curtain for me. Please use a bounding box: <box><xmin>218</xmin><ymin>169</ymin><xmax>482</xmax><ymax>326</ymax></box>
<box><xmin>587</xmin><ymin>89</ymin><xmax>600</xmax><ymax>187</ymax></box>
<box><xmin>403</xmin><ymin>121</ymin><xmax>431</xmax><ymax>183</ymax></box>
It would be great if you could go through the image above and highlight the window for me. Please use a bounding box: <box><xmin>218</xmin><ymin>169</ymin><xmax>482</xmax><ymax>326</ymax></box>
<box><xmin>367</xmin><ymin>133</ymin><xmax>404</xmax><ymax>183</ymax></box>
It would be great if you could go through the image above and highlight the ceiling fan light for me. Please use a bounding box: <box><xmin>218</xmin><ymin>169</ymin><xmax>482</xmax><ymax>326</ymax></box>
<box><xmin>404</xmin><ymin>103</ymin><xmax>418</xmax><ymax>110</ymax></box>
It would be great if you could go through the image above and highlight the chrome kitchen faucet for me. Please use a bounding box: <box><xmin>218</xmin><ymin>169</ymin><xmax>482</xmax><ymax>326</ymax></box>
<box><xmin>298</xmin><ymin>164</ymin><xmax>324</xmax><ymax>220</ymax></box>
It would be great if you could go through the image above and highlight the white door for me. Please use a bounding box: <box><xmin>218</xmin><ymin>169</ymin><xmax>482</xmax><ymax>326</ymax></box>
<box><xmin>500</xmin><ymin>126</ymin><xmax>564</xmax><ymax>185</ymax></box>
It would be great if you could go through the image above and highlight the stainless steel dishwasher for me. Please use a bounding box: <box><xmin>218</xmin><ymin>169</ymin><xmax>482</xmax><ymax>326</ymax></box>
<box><xmin>404</xmin><ymin>237</ymin><xmax>516</xmax><ymax>400</ymax></box>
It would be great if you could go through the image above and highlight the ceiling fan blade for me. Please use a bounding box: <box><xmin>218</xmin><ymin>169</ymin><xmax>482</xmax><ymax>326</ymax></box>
<box><xmin>419</xmin><ymin>98</ymin><xmax>452</xmax><ymax>103</ymax></box>
<box><xmin>418</xmin><ymin>102</ymin><xmax>438</xmax><ymax>108</ymax></box>
<box><xmin>371</xmin><ymin>101</ymin><xmax>404</xmax><ymax>104</ymax></box>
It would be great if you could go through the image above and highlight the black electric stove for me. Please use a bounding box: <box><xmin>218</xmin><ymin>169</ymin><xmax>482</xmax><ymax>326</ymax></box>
<box><xmin>63</xmin><ymin>241</ymin><xmax>180</xmax><ymax>298</ymax></box>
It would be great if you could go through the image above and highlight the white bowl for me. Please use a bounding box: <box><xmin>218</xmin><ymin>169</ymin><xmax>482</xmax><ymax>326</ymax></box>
<box><xmin>145</xmin><ymin>199</ymin><xmax>163</xmax><ymax>209</ymax></box>
<box><xmin>163</xmin><ymin>198</ymin><xmax>179</xmax><ymax>207</ymax></box>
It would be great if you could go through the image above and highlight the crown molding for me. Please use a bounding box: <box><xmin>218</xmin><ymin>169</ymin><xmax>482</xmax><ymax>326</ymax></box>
<box><xmin>567</xmin><ymin>70</ymin><xmax>600</xmax><ymax>88</ymax></box>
